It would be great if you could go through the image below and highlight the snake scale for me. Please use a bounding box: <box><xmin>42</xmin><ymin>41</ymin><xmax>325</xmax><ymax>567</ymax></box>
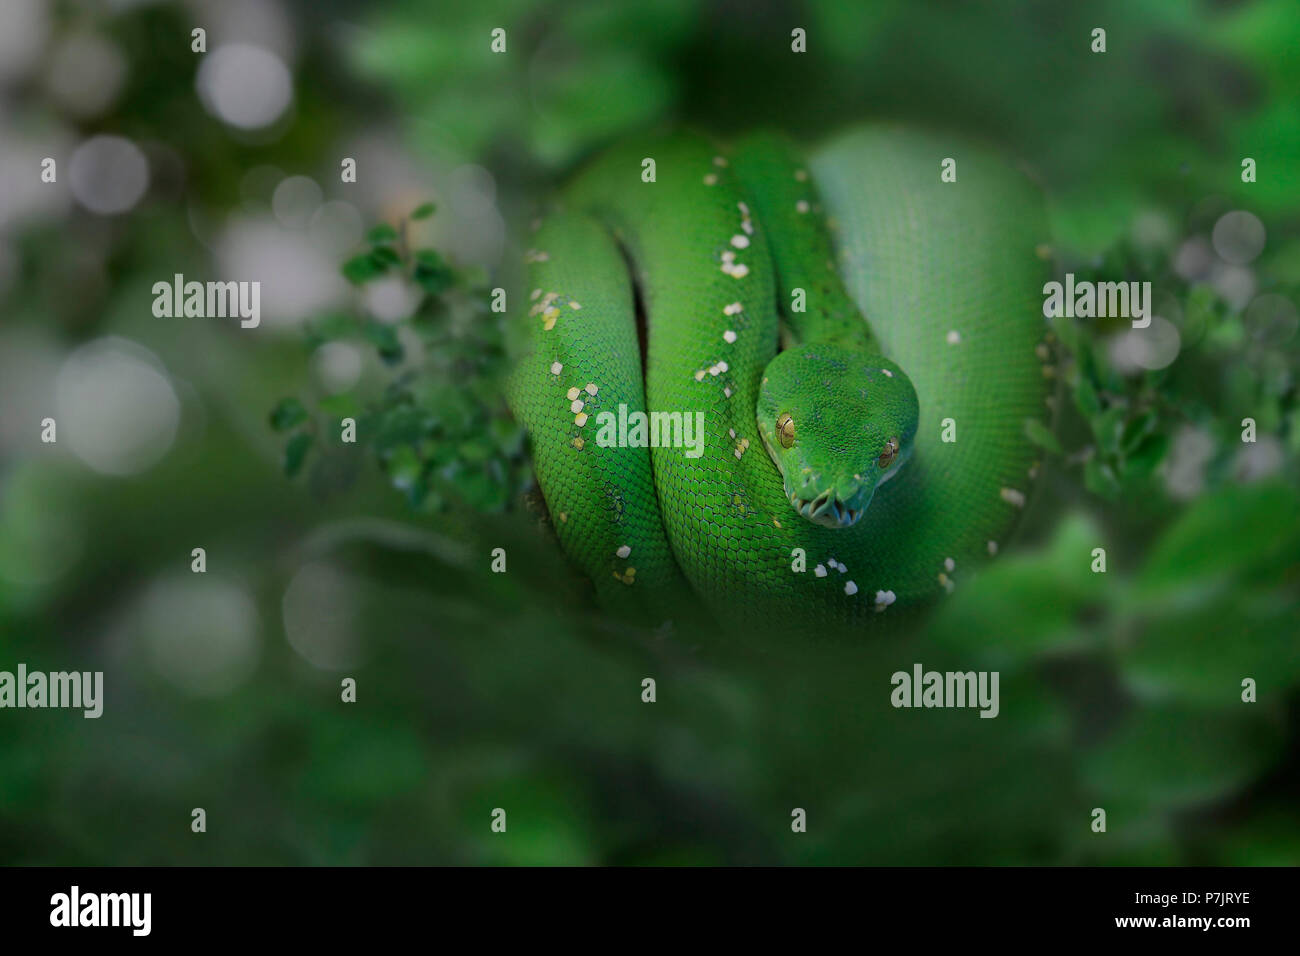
<box><xmin>508</xmin><ymin>127</ymin><xmax>1051</xmax><ymax>630</ymax></box>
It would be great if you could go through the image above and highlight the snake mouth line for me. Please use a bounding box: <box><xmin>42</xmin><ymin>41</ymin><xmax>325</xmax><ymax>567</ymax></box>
<box><xmin>788</xmin><ymin>490</ymin><xmax>863</xmax><ymax>528</ymax></box>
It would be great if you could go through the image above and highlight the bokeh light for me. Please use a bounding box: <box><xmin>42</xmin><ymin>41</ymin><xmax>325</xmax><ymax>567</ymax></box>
<box><xmin>196</xmin><ymin>44</ymin><xmax>293</xmax><ymax>130</ymax></box>
<box><xmin>282</xmin><ymin>562</ymin><xmax>362</xmax><ymax>670</ymax></box>
<box><xmin>68</xmin><ymin>135</ymin><xmax>150</xmax><ymax>215</ymax></box>
<box><xmin>54</xmin><ymin>337</ymin><xmax>180</xmax><ymax>476</ymax></box>
<box><xmin>140</xmin><ymin>574</ymin><xmax>261</xmax><ymax>697</ymax></box>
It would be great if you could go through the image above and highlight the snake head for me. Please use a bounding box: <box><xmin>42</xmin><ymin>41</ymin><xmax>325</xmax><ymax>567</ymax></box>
<box><xmin>756</xmin><ymin>344</ymin><xmax>919</xmax><ymax>528</ymax></box>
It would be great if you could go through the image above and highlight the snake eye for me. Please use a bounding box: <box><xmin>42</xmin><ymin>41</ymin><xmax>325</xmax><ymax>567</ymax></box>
<box><xmin>878</xmin><ymin>436</ymin><xmax>899</xmax><ymax>469</ymax></box>
<box><xmin>776</xmin><ymin>413</ymin><xmax>796</xmax><ymax>448</ymax></box>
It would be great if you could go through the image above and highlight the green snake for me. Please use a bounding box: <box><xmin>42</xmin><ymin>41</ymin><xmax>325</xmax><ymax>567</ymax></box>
<box><xmin>508</xmin><ymin>127</ymin><xmax>1051</xmax><ymax>628</ymax></box>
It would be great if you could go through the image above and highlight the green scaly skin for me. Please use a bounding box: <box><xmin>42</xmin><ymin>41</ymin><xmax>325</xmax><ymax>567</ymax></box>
<box><xmin>508</xmin><ymin>127</ymin><xmax>1051</xmax><ymax>630</ymax></box>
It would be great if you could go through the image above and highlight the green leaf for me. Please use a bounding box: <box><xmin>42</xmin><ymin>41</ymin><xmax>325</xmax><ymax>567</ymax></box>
<box><xmin>1136</xmin><ymin>482</ymin><xmax>1300</xmax><ymax>598</ymax></box>
<box><xmin>1075</xmin><ymin>376</ymin><xmax>1101</xmax><ymax>417</ymax></box>
<box><xmin>410</xmin><ymin>202</ymin><xmax>436</xmax><ymax>220</ymax></box>
<box><xmin>1094</xmin><ymin>406</ymin><xmax>1126</xmax><ymax>455</ymax></box>
<box><xmin>1120</xmin><ymin>432</ymin><xmax>1168</xmax><ymax>479</ymax></box>
<box><xmin>385</xmin><ymin>444</ymin><xmax>423</xmax><ymax>492</ymax></box>
<box><xmin>284</xmin><ymin>432</ymin><xmax>314</xmax><ymax>478</ymax></box>
<box><xmin>927</xmin><ymin>514</ymin><xmax>1105</xmax><ymax>665</ymax></box>
<box><xmin>342</xmin><ymin>253</ymin><xmax>387</xmax><ymax>285</ymax></box>
<box><xmin>372</xmin><ymin>245</ymin><xmax>402</xmax><ymax>266</ymax></box>
<box><xmin>367</xmin><ymin>223</ymin><xmax>399</xmax><ymax>244</ymax></box>
<box><xmin>269</xmin><ymin>397</ymin><xmax>308</xmax><ymax>432</ymax></box>
<box><xmin>1120</xmin><ymin>595</ymin><xmax>1300</xmax><ymax>706</ymax></box>
<box><xmin>1083</xmin><ymin>705</ymin><xmax>1282</xmax><ymax>810</ymax></box>
<box><xmin>1023</xmin><ymin>418</ymin><xmax>1062</xmax><ymax>455</ymax></box>
<box><xmin>1084</xmin><ymin>458</ymin><xmax>1119</xmax><ymax>499</ymax></box>
<box><xmin>374</xmin><ymin>405</ymin><xmax>432</xmax><ymax>453</ymax></box>
<box><xmin>362</xmin><ymin>322</ymin><xmax>405</xmax><ymax>364</ymax></box>
<box><xmin>1120</xmin><ymin>411</ymin><xmax>1157</xmax><ymax>453</ymax></box>
<box><xmin>414</xmin><ymin>249</ymin><xmax>455</xmax><ymax>295</ymax></box>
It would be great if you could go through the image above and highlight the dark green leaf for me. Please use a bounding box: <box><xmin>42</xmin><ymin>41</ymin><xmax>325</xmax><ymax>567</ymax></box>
<box><xmin>284</xmin><ymin>432</ymin><xmax>314</xmax><ymax>477</ymax></box>
<box><xmin>1084</xmin><ymin>457</ymin><xmax>1119</xmax><ymax>499</ymax></box>
<box><xmin>363</xmin><ymin>322</ymin><xmax>405</xmax><ymax>364</ymax></box>
<box><xmin>372</xmin><ymin>245</ymin><xmax>402</xmax><ymax>266</ymax></box>
<box><xmin>270</xmin><ymin>397</ymin><xmax>308</xmax><ymax>432</ymax></box>
<box><xmin>342</xmin><ymin>253</ymin><xmax>387</xmax><ymax>285</ymax></box>
<box><xmin>1075</xmin><ymin>376</ymin><xmax>1100</xmax><ymax>417</ymax></box>
<box><xmin>367</xmin><ymin>223</ymin><xmax>399</xmax><ymax>244</ymax></box>
<box><xmin>410</xmin><ymin>202</ymin><xmax>436</xmax><ymax>220</ymax></box>
<box><xmin>414</xmin><ymin>249</ymin><xmax>455</xmax><ymax>295</ymax></box>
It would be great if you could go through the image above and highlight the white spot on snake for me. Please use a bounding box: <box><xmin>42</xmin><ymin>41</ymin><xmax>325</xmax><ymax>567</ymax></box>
<box><xmin>874</xmin><ymin>589</ymin><xmax>896</xmax><ymax>612</ymax></box>
<box><xmin>795</xmin><ymin>200</ymin><xmax>810</xmax><ymax>214</ymax></box>
<box><xmin>569</xmin><ymin>399</ymin><xmax>585</xmax><ymax>414</ymax></box>
<box><xmin>724</xmin><ymin>302</ymin><xmax>743</xmax><ymax>315</ymax></box>
<box><xmin>844</xmin><ymin>581</ymin><xmax>858</xmax><ymax>596</ymax></box>
<box><xmin>944</xmin><ymin>557</ymin><xmax>955</xmax><ymax>572</ymax></box>
<box><xmin>731</xmin><ymin>235</ymin><xmax>750</xmax><ymax>249</ymax></box>
<box><xmin>569</xmin><ymin>301</ymin><xmax>582</xmax><ymax>310</ymax></box>
<box><xmin>571</xmin><ymin>437</ymin><xmax>584</xmax><ymax>449</ymax></box>
<box><xmin>703</xmin><ymin>173</ymin><xmax>718</xmax><ymax>186</ymax></box>
<box><xmin>938</xmin><ymin>572</ymin><xmax>954</xmax><ymax>593</ymax></box>
<box><xmin>1000</xmin><ymin>487</ymin><xmax>1026</xmax><ymax>508</ymax></box>
<box><xmin>722</xmin><ymin>250</ymin><xmax>736</xmax><ymax>263</ymax></box>
<box><xmin>723</xmin><ymin>330</ymin><xmax>737</xmax><ymax>343</ymax></box>
<box><xmin>717</xmin><ymin>360</ymin><xmax>729</xmax><ymax>373</ymax></box>
<box><xmin>694</xmin><ymin>369</ymin><xmax>707</xmax><ymax>382</ymax></box>
<box><xmin>550</xmin><ymin>362</ymin><xmax>562</xmax><ymax>376</ymax></box>
<box><xmin>742</xmin><ymin>219</ymin><xmax>754</xmax><ymax>235</ymax></box>
<box><xmin>881</xmin><ymin>368</ymin><xmax>893</xmax><ymax>377</ymax></box>
<box><xmin>709</xmin><ymin>365</ymin><xmax>721</xmax><ymax>376</ymax></box>
<box><xmin>738</xmin><ymin>201</ymin><xmax>750</xmax><ymax>216</ymax></box>
<box><xmin>574</xmin><ymin>412</ymin><xmax>588</xmax><ymax>427</ymax></box>
<box><xmin>566</xmin><ymin>387</ymin><xmax>580</xmax><ymax>401</ymax></box>
<box><xmin>616</xmin><ymin>544</ymin><xmax>631</xmax><ymax>559</ymax></box>
<box><xmin>728</xmin><ymin>428</ymin><xmax>736</xmax><ymax>438</ymax></box>
<box><xmin>814</xmin><ymin>564</ymin><xmax>827</xmax><ymax>577</ymax></box>
<box><xmin>730</xmin><ymin>263</ymin><xmax>750</xmax><ymax>279</ymax></box>
<box><xmin>713</xmin><ymin>155</ymin><xmax>728</xmax><ymax>167</ymax></box>
<box><xmin>524</xmin><ymin>249</ymin><xmax>549</xmax><ymax>263</ymax></box>
<box><xmin>530</xmin><ymin>288</ymin><xmax>542</xmax><ymax>300</ymax></box>
<box><xmin>987</xmin><ymin>540</ymin><xmax>999</xmax><ymax>555</ymax></box>
<box><xmin>946</xmin><ymin>330</ymin><xmax>961</xmax><ymax>345</ymax></box>
<box><xmin>723</xmin><ymin>386</ymin><xmax>733</xmax><ymax>398</ymax></box>
<box><xmin>584</xmin><ymin>383</ymin><xmax>598</xmax><ymax>396</ymax></box>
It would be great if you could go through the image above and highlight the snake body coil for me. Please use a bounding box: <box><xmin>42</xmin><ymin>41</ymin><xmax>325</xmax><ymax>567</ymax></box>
<box><xmin>509</xmin><ymin>127</ymin><xmax>1050</xmax><ymax>629</ymax></box>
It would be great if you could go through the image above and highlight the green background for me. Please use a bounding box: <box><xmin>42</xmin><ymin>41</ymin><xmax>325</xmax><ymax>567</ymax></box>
<box><xmin>0</xmin><ymin>0</ymin><xmax>1297</xmax><ymax>865</ymax></box>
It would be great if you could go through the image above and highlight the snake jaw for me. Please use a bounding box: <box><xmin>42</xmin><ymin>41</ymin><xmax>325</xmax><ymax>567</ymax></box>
<box><xmin>788</xmin><ymin>488</ymin><xmax>866</xmax><ymax>528</ymax></box>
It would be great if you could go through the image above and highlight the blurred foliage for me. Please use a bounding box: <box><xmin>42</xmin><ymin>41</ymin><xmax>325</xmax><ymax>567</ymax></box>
<box><xmin>271</xmin><ymin>204</ymin><xmax>529</xmax><ymax>511</ymax></box>
<box><xmin>0</xmin><ymin>0</ymin><xmax>1297</xmax><ymax>866</ymax></box>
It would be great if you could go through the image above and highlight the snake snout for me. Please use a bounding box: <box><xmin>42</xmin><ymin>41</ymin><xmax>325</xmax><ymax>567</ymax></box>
<box><xmin>787</xmin><ymin>487</ymin><xmax>867</xmax><ymax>529</ymax></box>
